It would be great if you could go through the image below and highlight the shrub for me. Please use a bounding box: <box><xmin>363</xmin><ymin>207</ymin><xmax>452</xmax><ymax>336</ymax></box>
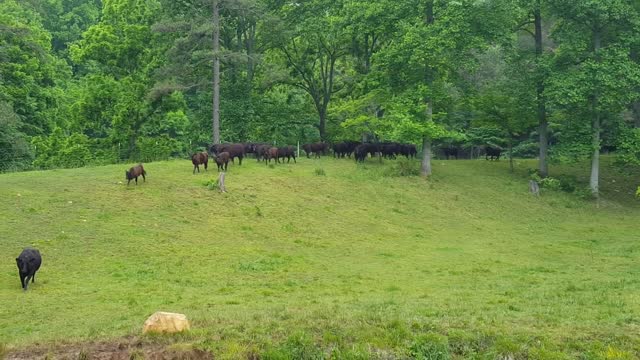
<box><xmin>384</xmin><ymin>159</ymin><xmax>420</xmax><ymax>177</ymax></box>
<box><xmin>204</xmin><ymin>178</ymin><xmax>218</xmax><ymax>190</ymax></box>
<box><xmin>409</xmin><ymin>333</ymin><xmax>450</xmax><ymax>360</ymax></box>
<box><xmin>539</xmin><ymin>177</ymin><xmax>561</xmax><ymax>191</ymax></box>
<box><xmin>32</xmin><ymin>129</ymin><xmax>94</xmax><ymax>169</ymax></box>
<box><xmin>555</xmin><ymin>175</ymin><xmax>578</xmax><ymax>193</ymax></box>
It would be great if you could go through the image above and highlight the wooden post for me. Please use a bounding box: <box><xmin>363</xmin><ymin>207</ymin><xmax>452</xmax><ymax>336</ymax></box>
<box><xmin>218</xmin><ymin>172</ymin><xmax>226</xmax><ymax>193</ymax></box>
<box><xmin>529</xmin><ymin>180</ymin><xmax>540</xmax><ymax>197</ymax></box>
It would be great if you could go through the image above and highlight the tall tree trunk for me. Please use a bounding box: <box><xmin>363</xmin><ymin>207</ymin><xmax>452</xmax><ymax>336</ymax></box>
<box><xmin>421</xmin><ymin>100</ymin><xmax>433</xmax><ymax>177</ymax></box>
<box><xmin>590</xmin><ymin>27</ymin><xmax>601</xmax><ymax>197</ymax></box>
<box><xmin>319</xmin><ymin>107</ymin><xmax>327</xmax><ymax>141</ymax></box>
<box><xmin>590</xmin><ymin>107</ymin><xmax>600</xmax><ymax>196</ymax></box>
<box><xmin>420</xmin><ymin>0</ymin><xmax>434</xmax><ymax>177</ymax></box>
<box><xmin>421</xmin><ymin>137</ymin><xmax>432</xmax><ymax>177</ymax></box>
<box><xmin>509</xmin><ymin>137</ymin><xmax>514</xmax><ymax>173</ymax></box>
<box><xmin>534</xmin><ymin>4</ymin><xmax>549</xmax><ymax>177</ymax></box>
<box><xmin>212</xmin><ymin>0</ymin><xmax>220</xmax><ymax>144</ymax></box>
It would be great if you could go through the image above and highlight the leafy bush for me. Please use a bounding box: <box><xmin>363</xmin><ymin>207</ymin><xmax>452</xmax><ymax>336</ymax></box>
<box><xmin>409</xmin><ymin>333</ymin><xmax>450</xmax><ymax>360</ymax></box>
<box><xmin>0</xmin><ymin>101</ymin><xmax>33</xmax><ymax>171</ymax></box>
<box><xmin>539</xmin><ymin>177</ymin><xmax>561</xmax><ymax>191</ymax></box>
<box><xmin>204</xmin><ymin>178</ymin><xmax>218</xmax><ymax>191</ymax></box>
<box><xmin>384</xmin><ymin>159</ymin><xmax>420</xmax><ymax>177</ymax></box>
<box><xmin>32</xmin><ymin>128</ymin><xmax>94</xmax><ymax>169</ymax></box>
<box><xmin>575</xmin><ymin>187</ymin><xmax>597</xmax><ymax>200</ymax></box>
<box><xmin>555</xmin><ymin>175</ymin><xmax>578</xmax><ymax>193</ymax></box>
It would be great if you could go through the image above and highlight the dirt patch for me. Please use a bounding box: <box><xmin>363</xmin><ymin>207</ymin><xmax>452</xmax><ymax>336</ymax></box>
<box><xmin>4</xmin><ymin>337</ymin><xmax>213</xmax><ymax>360</ymax></box>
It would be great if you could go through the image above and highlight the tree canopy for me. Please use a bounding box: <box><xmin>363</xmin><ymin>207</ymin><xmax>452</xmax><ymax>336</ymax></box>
<box><xmin>1</xmin><ymin>0</ymin><xmax>639</xmax><ymax>194</ymax></box>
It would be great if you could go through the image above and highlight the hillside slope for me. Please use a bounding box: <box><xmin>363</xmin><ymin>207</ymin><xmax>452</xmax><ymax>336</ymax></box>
<box><xmin>1</xmin><ymin>157</ymin><xmax>639</xmax><ymax>358</ymax></box>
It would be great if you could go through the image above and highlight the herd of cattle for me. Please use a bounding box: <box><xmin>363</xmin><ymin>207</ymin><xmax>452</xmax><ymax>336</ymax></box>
<box><xmin>188</xmin><ymin>141</ymin><xmax>502</xmax><ymax>173</ymax></box>
<box><xmin>119</xmin><ymin>141</ymin><xmax>505</xmax><ymax>185</ymax></box>
<box><xmin>188</xmin><ymin>141</ymin><xmax>426</xmax><ymax>174</ymax></box>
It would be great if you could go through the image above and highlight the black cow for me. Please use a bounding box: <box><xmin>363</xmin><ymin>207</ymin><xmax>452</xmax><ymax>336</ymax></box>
<box><xmin>210</xmin><ymin>143</ymin><xmax>245</xmax><ymax>165</ymax></box>
<box><xmin>278</xmin><ymin>146</ymin><xmax>297</xmax><ymax>163</ymax></box>
<box><xmin>333</xmin><ymin>141</ymin><xmax>361</xmax><ymax>158</ymax></box>
<box><xmin>443</xmin><ymin>146</ymin><xmax>459</xmax><ymax>160</ymax></box>
<box><xmin>485</xmin><ymin>146</ymin><xmax>502</xmax><ymax>161</ymax></box>
<box><xmin>16</xmin><ymin>248</ymin><xmax>41</xmax><ymax>291</ymax></box>
<box><xmin>302</xmin><ymin>142</ymin><xmax>329</xmax><ymax>158</ymax></box>
<box><xmin>354</xmin><ymin>143</ymin><xmax>380</xmax><ymax>162</ymax></box>
<box><xmin>399</xmin><ymin>143</ymin><xmax>417</xmax><ymax>159</ymax></box>
<box><xmin>254</xmin><ymin>144</ymin><xmax>271</xmax><ymax>162</ymax></box>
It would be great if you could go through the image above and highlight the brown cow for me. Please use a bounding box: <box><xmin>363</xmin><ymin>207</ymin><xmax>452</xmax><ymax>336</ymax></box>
<box><xmin>265</xmin><ymin>147</ymin><xmax>279</xmax><ymax>164</ymax></box>
<box><xmin>125</xmin><ymin>164</ymin><xmax>146</xmax><ymax>185</ymax></box>
<box><xmin>214</xmin><ymin>152</ymin><xmax>230</xmax><ymax>171</ymax></box>
<box><xmin>210</xmin><ymin>143</ymin><xmax>245</xmax><ymax>165</ymax></box>
<box><xmin>191</xmin><ymin>152</ymin><xmax>209</xmax><ymax>174</ymax></box>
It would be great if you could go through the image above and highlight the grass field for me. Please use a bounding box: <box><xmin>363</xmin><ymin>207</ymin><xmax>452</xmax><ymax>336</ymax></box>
<box><xmin>0</xmin><ymin>156</ymin><xmax>639</xmax><ymax>359</ymax></box>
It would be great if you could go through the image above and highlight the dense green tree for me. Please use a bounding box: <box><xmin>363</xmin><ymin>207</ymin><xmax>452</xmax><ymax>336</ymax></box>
<box><xmin>547</xmin><ymin>0</ymin><xmax>640</xmax><ymax>196</ymax></box>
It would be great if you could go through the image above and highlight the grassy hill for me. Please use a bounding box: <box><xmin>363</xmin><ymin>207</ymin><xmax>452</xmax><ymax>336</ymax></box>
<box><xmin>0</xmin><ymin>156</ymin><xmax>639</xmax><ymax>359</ymax></box>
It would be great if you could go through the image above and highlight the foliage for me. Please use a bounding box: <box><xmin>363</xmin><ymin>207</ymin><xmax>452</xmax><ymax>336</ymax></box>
<box><xmin>32</xmin><ymin>127</ymin><xmax>93</xmax><ymax>168</ymax></box>
<box><xmin>0</xmin><ymin>102</ymin><xmax>33</xmax><ymax>171</ymax></box>
<box><xmin>1</xmin><ymin>0</ymin><xmax>639</xmax><ymax>187</ymax></box>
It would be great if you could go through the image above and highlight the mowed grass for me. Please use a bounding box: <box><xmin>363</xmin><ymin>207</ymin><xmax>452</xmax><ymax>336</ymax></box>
<box><xmin>0</xmin><ymin>156</ymin><xmax>639</xmax><ymax>358</ymax></box>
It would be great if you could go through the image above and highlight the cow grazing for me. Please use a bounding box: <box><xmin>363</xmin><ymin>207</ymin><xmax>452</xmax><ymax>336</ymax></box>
<box><xmin>125</xmin><ymin>164</ymin><xmax>147</xmax><ymax>185</ymax></box>
<box><xmin>191</xmin><ymin>152</ymin><xmax>209</xmax><ymax>174</ymax></box>
<box><xmin>16</xmin><ymin>248</ymin><xmax>41</xmax><ymax>291</ymax></box>
<box><xmin>485</xmin><ymin>146</ymin><xmax>502</xmax><ymax>161</ymax></box>
<box><xmin>278</xmin><ymin>146</ymin><xmax>297</xmax><ymax>163</ymax></box>
<box><xmin>210</xmin><ymin>143</ymin><xmax>245</xmax><ymax>165</ymax></box>
<box><xmin>302</xmin><ymin>142</ymin><xmax>329</xmax><ymax>158</ymax></box>
<box><xmin>214</xmin><ymin>151</ymin><xmax>230</xmax><ymax>171</ymax></box>
<box><xmin>443</xmin><ymin>146</ymin><xmax>459</xmax><ymax>160</ymax></box>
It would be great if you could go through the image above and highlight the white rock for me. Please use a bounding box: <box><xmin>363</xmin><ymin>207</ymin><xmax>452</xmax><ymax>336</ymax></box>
<box><xmin>142</xmin><ymin>312</ymin><xmax>190</xmax><ymax>334</ymax></box>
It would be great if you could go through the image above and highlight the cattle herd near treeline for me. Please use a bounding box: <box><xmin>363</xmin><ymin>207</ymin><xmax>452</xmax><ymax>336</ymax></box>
<box><xmin>14</xmin><ymin>141</ymin><xmax>502</xmax><ymax>290</ymax></box>
<box><xmin>155</xmin><ymin>141</ymin><xmax>504</xmax><ymax>180</ymax></box>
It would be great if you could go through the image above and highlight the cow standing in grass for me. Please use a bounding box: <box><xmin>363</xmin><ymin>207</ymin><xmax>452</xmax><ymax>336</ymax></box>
<box><xmin>210</xmin><ymin>143</ymin><xmax>245</xmax><ymax>165</ymax></box>
<box><xmin>213</xmin><ymin>152</ymin><xmax>230</xmax><ymax>171</ymax></box>
<box><xmin>485</xmin><ymin>146</ymin><xmax>502</xmax><ymax>161</ymax></box>
<box><xmin>278</xmin><ymin>146</ymin><xmax>297</xmax><ymax>163</ymax></box>
<box><xmin>191</xmin><ymin>152</ymin><xmax>209</xmax><ymax>173</ymax></box>
<box><xmin>16</xmin><ymin>248</ymin><xmax>41</xmax><ymax>291</ymax></box>
<box><xmin>125</xmin><ymin>164</ymin><xmax>147</xmax><ymax>185</ymax></box>
<box><xmin>302</xmin><ymin>142</ymin><xmax>328</xmax><ymax>158</ymax></box>
<box><xmin>265</xmin><ymin>147</ymin><xmax>279</xmax><ymax>164</ymax></box>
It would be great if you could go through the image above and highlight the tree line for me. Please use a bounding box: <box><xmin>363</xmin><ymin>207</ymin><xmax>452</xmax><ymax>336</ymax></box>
<box><xmin>1</xmin><ymin>0</ymin><xmax>639</xmax><ymax>196</ymax></box>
